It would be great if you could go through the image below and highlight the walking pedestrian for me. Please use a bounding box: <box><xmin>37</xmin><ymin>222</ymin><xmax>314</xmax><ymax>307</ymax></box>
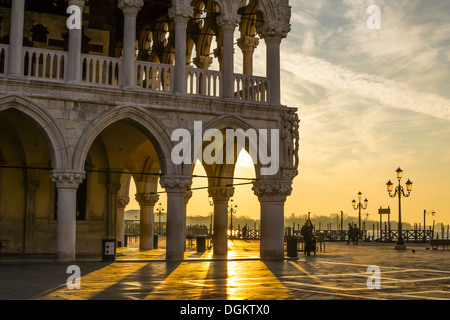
<box><xmin>301</xmin><ymin>219</ymin><xmax>315</xmax><ymax>256</ymax></box>
<box><xmin>353</xmin><ymin>223</ymin><xmax>359</xmax><ymax>244</ymax></box>
<box><xmin>347</xmin><ymin>223</ymin><xmax>353</xmax><ymax>245</ymax></box>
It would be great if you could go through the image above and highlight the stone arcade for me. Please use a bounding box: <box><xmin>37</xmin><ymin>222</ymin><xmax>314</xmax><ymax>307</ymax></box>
<box><xmin>0</xmin><ymin>0</ymin><xmax>298</xmax><ymax>261</ymax></box>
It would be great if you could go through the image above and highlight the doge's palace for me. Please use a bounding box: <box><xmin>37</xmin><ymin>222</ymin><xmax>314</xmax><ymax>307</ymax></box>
<box><xmin>0</xmin><ymin>0</ymin><xmax>298</xmax><ymax>261</ymax></box>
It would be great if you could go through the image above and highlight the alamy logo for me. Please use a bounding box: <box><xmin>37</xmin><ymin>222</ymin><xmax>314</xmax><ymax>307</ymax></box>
<box><xmin>66</xmin><ymin>5</ymin><xmax>82</xmax><ymax>30</ymax></box>
<box><xmin>366</xmin><ymin>265</ymin><xmax>381</xmax><ymax>289</ymax></box>
<box><xmin>366</xmin><ymin>5</ymin><xmax>381</xmax><ymax>30</ymax></box>
<box><xmin>171</xmin><ymin>121</ymin><xmax>280</xmax><ymax>176</ymax></box>
<box><xmin>66</xmin><ymin>265</ymin><xmax>81</xmax><ymax>289</ymax></box>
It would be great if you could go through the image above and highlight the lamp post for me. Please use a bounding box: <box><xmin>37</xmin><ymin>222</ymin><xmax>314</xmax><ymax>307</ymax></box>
<box><xmin>154</xmin><ymin>202</ymin><xmax>165</xmax><ymax>236</ymax></box>
<box><xmin>209</xmin><ymin>196</ymin><xmax>214</xmax><ymax>235</ymax></box>
<box><xmin>352</xmin><ymin>191</ymin><xmax>368</xmax><ymax>238</ymax></box>
<box><xmin>423</xmin><ymin>209</ymin><xmax>436</xmax><ymax>242</ymax></box>
<box><xmin>363</xmin><ymin>212</ymin><xmax>369</xmax><ymax>237</ymax></box>
<box><xmin>386</xmin><ymin>167</ymin><xmax>413</xmax><ymax>250</ymax></box>
<box><xmin>228</xmin><ymin>198</ymin><xmax>238</xmax><ymax>237</ymax></box>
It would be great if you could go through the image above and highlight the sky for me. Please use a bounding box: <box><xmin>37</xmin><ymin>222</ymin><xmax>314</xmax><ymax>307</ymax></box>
<box><xmin>129</xmin><ymin>0</ymin><xmax>450</xmax><ymax>226</ymax></box>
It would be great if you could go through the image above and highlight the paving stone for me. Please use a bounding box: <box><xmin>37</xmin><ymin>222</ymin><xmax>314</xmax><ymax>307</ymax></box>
<box><xmin>0</xmin><ymin>240</ymin><xmax>449</xmax><ymax>300</ymax></box>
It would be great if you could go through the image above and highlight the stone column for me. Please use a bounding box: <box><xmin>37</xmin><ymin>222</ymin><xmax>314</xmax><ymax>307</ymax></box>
<box><xmin>208</xmin><ymin>186</ymin><xmax>234</xmax><ymax>256</ymax></box>
<box><xmin>257</xmin><ymin>21</ymin><xmax>290</xmax><ymax>106</ymax></box>
<box><xmin>66</xmin><ymin>0</ymin><xmax>85</xmax><ymax>83</ymax></box>
<box><xmin>184</xmin><ymin>191</ymin><xmax>192</xmax><ymax>251</ymax></box>
<box><xmin>118</xmin><ymin>0</ymin><xmax>144</xmax><ymax>89</ymax></box>
<box><xmin>116</xmin><ymin>196</ymin><xmax>130</xmax><ymax>246</ymax></box>
<box><xmin>107</xmin><ymin>183</ymin><xmax>120</xmax><ymax>238</ymax></box>
<box><xmin>160</xmin><ymin>176</ymin><xmax>192</xmax><ymax>260</ymax></box>
<box><xmin>24</xmin><ymin>179</ymin><xmax>40</xmax><ymax>253</ymax></box>
<box><xmin>7</xmin><ymin>0</ymin><xmax>25</xmax><ymax>78</ymax></box>
<box><xmin>237</xmin><ymin>36</ymin><xmax>259</xmax><ymax>75</ymax></box>
<box><xmin>216</xmin><ymin>14</ymin><xmax>240</xmax><ymax>98</ymax></box>
<box><xmin>253</xmin><ymin>181</ymin><xmax>292</xmax><ymax>260</ymax></box>
<box><xmin>169</xmin><ymin>5</ymin><xmax>193</xmax><ymax>94</ymax></box>
<box><xmin>135</xmin><ymin>193</ymin><xmax>159</xmax><ymax>251</ymax></box>
<box><xmin>50</xmin><ymin>170</ymin><xmax>85</xmax><ymax>261</ymax></box>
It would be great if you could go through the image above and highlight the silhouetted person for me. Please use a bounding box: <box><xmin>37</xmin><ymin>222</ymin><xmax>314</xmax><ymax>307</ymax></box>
<box><xmin>242</xmin><ymin>225</ymin><xmax>247</xmax><ymax>239</ymax></box>
<box><xmin>347</xmin><ymin>223</ymin><xmax>353</xmax><ymax>245</ymax></box>
<box><xmin>301</xmin><ymin>219</ymin><xmax>315</xmax><ymax>256</ymax></box>
<box><xmin>353</xmin><ymin>223</ymin><xmax>359</xmax><ymax>244</ymax></box>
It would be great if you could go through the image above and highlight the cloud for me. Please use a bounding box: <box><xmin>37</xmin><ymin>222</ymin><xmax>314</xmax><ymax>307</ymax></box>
<box><xmin>282</xmin><ymin>53</ymin><xmax>450</xmax><ymax>121</ymax></box>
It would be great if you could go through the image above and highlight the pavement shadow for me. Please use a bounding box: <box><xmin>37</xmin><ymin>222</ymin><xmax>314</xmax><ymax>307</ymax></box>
<box><xmin>88</xmin><ymin>261</ymin><xmax>182</xmax><ymax>300</ymax></box>
<box><xmin>0</xmin><ymin>262</ymin><xmax>107</xmax><ymax>300</ymax></box>
<box><xmin>199</xmin><ymin>260</ymin><xmax>228</xmax><ymax>299</ymax></box>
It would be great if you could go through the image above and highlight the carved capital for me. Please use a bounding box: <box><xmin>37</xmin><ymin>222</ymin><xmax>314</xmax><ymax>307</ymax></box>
<box><xmin>193</xmin><ymin>55</ymin><xmax>213</xmax><ymax>69</ymax></box>
<box><xmin>216</xmin><ymin>14</ymin><xmax>241</xmax><ymax>31</ymax></box>
<box><xmin>237</xmin><ymin>36</ymin><xmax>259</xmax><ymax>53</ymax></box>
<box><xmin>208</xmin><ymin>186</ymin><xmax>234</xmax><ymax>203</ymax></box>
<box><xmin>256</xmin><ymin>21</ymin><xmax>290</xmax><ymax>43</ymax></box>
<box><xmin>118</xmin><ymin>0</ymin><xmax>144</xmax><ymax>16</ymax></box>
<box><xmin>252</xmin><ymin>181</ymin><xmax>292</xmax><ymax>202</ymax></box>
<box><xmin>50</xmin><ymin>170</ymin><xmax>85</xmax><ymax>189</ymax></box>
<box><xmin>117</xmin><ymin>196</ymin><xmax>130</xmax><ymax>209</ymax></box>
<box><xmin>168</xmin><ymin>5</ymin><xmax>194</xmax><ymax>22</ymax></box>
<box><xmin>160</xmin><ymin>175</ymin><xmax>192</xmax><ymax>193</ymax></box>
<box><xmin>135</xmin><ymin>193</ymin><xmax>159</xmax><ymax>207</ymax></box>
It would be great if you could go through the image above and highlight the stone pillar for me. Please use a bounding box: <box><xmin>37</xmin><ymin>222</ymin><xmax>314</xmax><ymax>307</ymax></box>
<box><xmin>66</xmin><ymin>0</ymin><xmax>85</xmax><ymax>83</ymax></box>
<box><xmin>7</xmin><ymin>0</ymin><xmax>25</xmax><ymax>78</ymax></box>
<box><xmin>184</xmin><ymin>191</ymin><xmax>192</xmax><ymax>251</ymax></box>
<box><xmin>160</xmin><ymin>176</ymin><xmax>192</xmax><ymax>260</ymax></box>
<box><xmin>253</xmin><ymin>181</ymin><xmax>292</xmax><ymax>260</ymax></box>
<box><xmin>208</xmin><ymin>186</ymin><xmax>234</xmax><ymax>256</ymax></box>
<box><xmin>116</xmin><ymin>196</ymin><xmax>130</xmax><ymax>246</ymax></box>
<box><xmin>107</xmin><ymin>183</ymin><xmax>121</xmax><ymax>238</ymax></box>
<box><xmin>237</xmin><ymin>36</ymin><xmax>259</xmax><ymax>75</ymax></box>
<box><xmin>169</xmin><ymin>5</ymin><xmax>193</xmax><ymax>94</ymax></box>
<box><xmin>257</xmin><ymin>21</ymin><xmax>290</xmax><ymax>106</ymax></box>
<box><xmin>24</xmin><ymin>179</ymin><xmax>40</xmax><ymax>253</ymax></box>
<box><xmin>135</xmin><ymin>193</ymin><xmax>159</xmax><ymax>251</ymax></box>
<box><xmin>216</xmin><ymin>14</ymin><xmax>240</xmax><ymax>98</ymax></box>
<box><xmin>118</xmin><ymin>0</ymin><xmax>144</xmax><ymax>89</ymax></box>
<box><xmin>50</xmin><ymin>170</ymin><xmax>85</xmax><ymax>261</ymax></box>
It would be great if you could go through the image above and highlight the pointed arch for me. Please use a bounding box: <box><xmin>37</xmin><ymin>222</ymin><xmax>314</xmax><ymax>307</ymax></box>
<box><xmin>190</xmin><ymin>114</ymin><xmax>263</xmax><ymax>187</ymax></box>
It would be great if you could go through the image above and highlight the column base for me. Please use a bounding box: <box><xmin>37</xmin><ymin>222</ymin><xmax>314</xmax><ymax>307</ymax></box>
<box><xmin>260</xmin><ymin>248</ymin><xmax>285</xmax><ymax>260</ymax></box>
<box><xmin>166</xmin><ymin>250</ymin><xmax>184</xmax><ymax>261</ymax></box>
<box><xmin>6</xmin><ymin>73</ymin><xmax>23</xmax><ymax>80</ymax></box>
<box><xmin>56</xmin><ymin>251</ymin><xmax>76</xmax><ymax>262</ymax></box>
<box><xmin>66</xmin><ymin>79</ymin><xmax>81</xmax><ymax>85</ymax></box>
<box><xmin>394</xmin><ymin>244</ymin><xmax>407</xmax><ymax>250</ymax></box>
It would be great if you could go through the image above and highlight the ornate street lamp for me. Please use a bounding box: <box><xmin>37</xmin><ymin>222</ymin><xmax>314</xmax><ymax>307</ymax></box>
<box><xmin>228</xmin><ymin>198</ymin><xmax>238</xmax><ymax>237</ymax></box>
<box><xmin>154</xmin><ymin>202</ymin><xmax>165</xmax><ymax>236</ymax></box>
<box><xmin>352</xmin><ymin>191</ymin><xmax>368</xmax><ymax>237</ymax></box>
<box><xmin>386</xmin><ymin>167</ymin><xmax>413</xmax><ymax>250</ymax></box>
